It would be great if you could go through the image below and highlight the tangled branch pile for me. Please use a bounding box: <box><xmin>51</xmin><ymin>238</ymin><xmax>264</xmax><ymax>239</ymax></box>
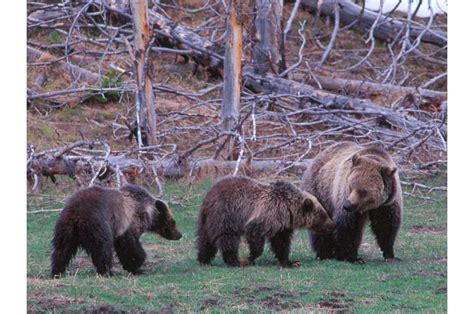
<box><xmin>27</xmin><ymin>0</ymin><xmax>447</xmax><ymax>192</ymax></box>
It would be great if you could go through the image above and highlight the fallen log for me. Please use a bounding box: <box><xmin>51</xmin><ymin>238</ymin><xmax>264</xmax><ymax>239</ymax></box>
<box><xmin>244</xmin><ymin>68</ymin><xmax>422</xmax><ymax>131</ymax></box>
<box><xmin>296</xmin><ymin>72</ymin><xmax>447</xmax><ymax>102</ymax></box>
<box><xmin>299</xmin><ymin>0</ymin><xmax>447</xmax><ymax>48</ymax></box>
<box><xmin>27</xmin><ymin>143</ymin><xmax>313</xmax><ymax>192</ymax></box>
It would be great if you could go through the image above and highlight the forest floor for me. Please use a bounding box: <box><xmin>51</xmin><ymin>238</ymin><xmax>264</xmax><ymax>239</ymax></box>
<box><xmin>27</xmin><ymin>172</ymin><xmax>446</xmax><ymax>312</ymax></box>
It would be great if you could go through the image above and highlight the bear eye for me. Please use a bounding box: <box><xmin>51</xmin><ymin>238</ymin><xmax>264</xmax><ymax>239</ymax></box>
<box><xmin>358</xmin><ymin>189</ymin><xmax>367</xmax><ymax>198</ymax></box>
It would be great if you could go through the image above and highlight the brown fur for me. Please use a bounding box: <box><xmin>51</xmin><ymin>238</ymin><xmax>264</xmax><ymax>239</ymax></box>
<box><xmin>196</xmin><ymin>176</ymin><xmax>335</xmax><ymax>267</ymax></box>
<box><xmin>301</xmin><ymin>141</ymin><xmax>403</xmax><ymax>262</ymax></box>
<box><xmin>51</xmin><ymin>185</ymin><xmax>182</xmax><ymax>277</ymax></box>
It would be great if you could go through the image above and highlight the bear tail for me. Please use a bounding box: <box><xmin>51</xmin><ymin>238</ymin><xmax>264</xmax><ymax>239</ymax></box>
<box><xmin>51</xmin><ymin>219</ymin><xmax>78</xmax><ymax>278</ymax></box>
<box><xmin>196</xmin><ymin>211</ymin><xmax>217</xmax><ymax>265</ymax></box>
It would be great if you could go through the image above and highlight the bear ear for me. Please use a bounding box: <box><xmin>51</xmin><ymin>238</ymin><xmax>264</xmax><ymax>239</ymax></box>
<box><xmin>303</xmin><ymin>198</ymin><xmax>314</xmax><ymax>213</ymax></box>
<box><xmin>351</xmin><ymin>153</ymin><xmax>361</xmax><ymax>166</ymax></box>
<box><xmin>381</xmin><ymin>166</ymin><xmax>397</xmax><ymax>178</ymax></box>
<box><xmin>155</xmin><ymin>199</ymin><xmax>168</xmax><ymax>214</ymax></box>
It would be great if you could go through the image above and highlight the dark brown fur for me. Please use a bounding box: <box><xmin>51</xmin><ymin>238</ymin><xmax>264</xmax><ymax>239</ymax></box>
<box><xmin>196</xmin><ymin>176</ymin><xmax>335</xmax><ymax>267</ymax></box>
<box><xmin>301</xmin><ymin>142</ymin><xmax>403</xmax><ymax>263</ymax></box>
<box><xmin>51</xmin><ymin>185</ymin><xmax>182</xmax><ymax>277</ymax></box>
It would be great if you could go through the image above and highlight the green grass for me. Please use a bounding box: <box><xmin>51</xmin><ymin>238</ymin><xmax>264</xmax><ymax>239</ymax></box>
<box><xmin>27</xmin><ymin>175</ymin><xmax>447</xmax><ymax>312</ymax></box>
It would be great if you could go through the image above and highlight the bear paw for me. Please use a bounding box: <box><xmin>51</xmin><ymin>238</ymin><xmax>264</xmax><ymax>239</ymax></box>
<box><xmin>351</xmin><ymin>257</ymin><xmax>366</xmax><ymax>265</ymax></box>
<box><xmin>291</xmin><ymin>261</ymin><xmax>302</xmax><ymax>267</ymax></box>
<box><xmin>240</xmin><ymin>260</ymin><xmax>255</xmax><ymax>267</ymax></box>
<box><xmin>280</xmin><ymin>260</ymin><xmax>302</xmax><ymax>268</ymax></box>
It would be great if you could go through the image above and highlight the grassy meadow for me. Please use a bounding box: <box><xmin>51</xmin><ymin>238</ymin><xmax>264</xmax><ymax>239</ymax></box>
<box><xmin>27</xmin><ymin>174</ymin><xmax>447</xmax><ymax>312</ymax></box>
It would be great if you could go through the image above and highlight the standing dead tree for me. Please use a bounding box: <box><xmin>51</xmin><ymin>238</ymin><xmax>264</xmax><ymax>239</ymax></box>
<box><xmin>252</xmin><ymin>0</ymin><xmax>284</xmax><ymax>75</ymax></box>
<box><xmin>130</xmin><ymin>0</ymin><xmax>157</xmax><ymax>146</ymax></box>
<box><xmin>221</xmin><ymin>0</ymin><xmax>244</xmax><ymax>161</ymax></box>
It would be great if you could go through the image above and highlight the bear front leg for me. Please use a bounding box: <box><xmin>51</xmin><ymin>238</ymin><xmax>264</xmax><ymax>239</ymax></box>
<box><xmin>244</xmin><ymin>222</ymin><xmax>266</xmax><ymax>266</ymax></box>
<box><xmin>308</xmin><ymin>230</ymin><xmax>335</xmax><ymax>260</ymax></box>
<box><xmin>79</xmin><ymin>223</ymin><xmax>114</xmax><ymax>276</ymax></box>
<box><xmin>270</xmin><ymin>229</ymin><xmax>298</xmax><ymax>267</ymax></box>
<box><xmin>114</xmin><ymin>231</ymin><xmax>146</xmax><ymax>274</ymax></box>
<box><xmin>245</xmin><ymin>235</ymin><xmax>265</xmax><ymax>266</ymax></box>
<box><xmin>216</xmin><ymin>235</ymin><xmax>241</xmax><ymax>267</ymax></box>
<box><xmin>89</xmin><ymin>242</ymin><xmax>114</xmax><ymax>276</ymax></box>
<box><xmin>369</xmin><ymin>204</ymin><xmax>402</xmax><ymax>261</ymax></box>
<box><xmin>334</xmin><ymin>213</ymin><xmax>368</xmax><ymax>263</ymax></box>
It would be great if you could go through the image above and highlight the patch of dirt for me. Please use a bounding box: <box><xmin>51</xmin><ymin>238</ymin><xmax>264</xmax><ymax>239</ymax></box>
<box><xmin>411</xmin><ymin>270</ymin><xmax>447</xmax><ymax>278</ymax></box>
<box><xmin>436</xmin><ymin>287</ymin><xmax>447</xmax><ymax>294</ymax></box>
<box><xmin>117</xmin><ymin>289</ymin><xmax>134</xmax><ymax>297</ymax></box>
<box><xmin>411</xmin><ymin>225</ymin><xmax>446</xmax><ymax>234</ymax></box>
<box><xmin>198</xmin><ymin>298</ymin><xmax>219</xmax><ymax>310</ymax></box>
<box><xmin>153</xmin><ymin>305</ymin><xmax>176</xmax><ymax>314</ymax></box>
<box><xmin>431</xmin><ymin>257</ymin><xmax>447</xmax><ymax>264</ymax></box>
<box><xmin>85</xmin><ymin>304</ymin><xmax>126</xmax><ymax>313</ymax></box>
<box><xmin>231</xmin><ymin>285</ymin><xmax>303</xmax><ymax>310</ymax></box>
<box><xmin>30</xmin><ymin>295</ymin><xmax>85</xmax><ymax>311</ymax></box>
<box><xmin>315</xmin><ymin>291</ymin><xmax>353</xmax><ymax>312</ymax></box>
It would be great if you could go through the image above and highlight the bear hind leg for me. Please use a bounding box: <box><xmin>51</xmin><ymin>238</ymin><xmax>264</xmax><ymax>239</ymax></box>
<box><xmin>216</xmin><ymin>235</ymin><xmax>240</xmax><ymax>267</ymax></box>
<box><xmin>51</xmin><ymin>226</ymin><xmax>79</xmax><ymax>278</ymax></box>
<box><xmin>196</xmin><ymin>230</ymin><xmax>217</xmax><ymax>265</ymax></box>
<box><xmin>114</xmin><ymin>231</ymin><xmax>146</xmax><ymax>274</ymax></box>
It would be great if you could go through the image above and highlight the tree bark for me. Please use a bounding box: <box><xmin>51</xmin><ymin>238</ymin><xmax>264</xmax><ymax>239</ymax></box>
<box><xmin>131</xmin><ymin>0</ymin><xmax>157</xmax><ymax>146</ymax></box>
<box><xmin>221</xmin><ymin>0</ymin><xmax>243</xmax><ymax>158</ymax></box>
<box><xmin>252</xmin><ymin>0</ymin><xmax>284</xmax><ymax>75</ymax></box>
<box><xmin>300</xmin><ymin>0</ymin><xmax>447</xmax><ymax>48</ymax></box>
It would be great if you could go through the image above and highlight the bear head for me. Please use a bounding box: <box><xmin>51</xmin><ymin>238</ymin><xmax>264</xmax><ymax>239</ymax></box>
<box><xmin>343</xmin><ymin>153</ymin><xmax>397</xmax><ymax>213</ymax></box>
<box><xmin>272</xmin><ymin>181</ymin><xmax>335</xmax><ymax>234</ymax></box>
<box><xmin>150</xmin><ymin>200</ymin><xmax>182</xmax><ymax>240</ymax></box>
<box><xmin>297</xmin><ymin>191</ymin><xmax>336</xmax><ymax>234</ymax></box>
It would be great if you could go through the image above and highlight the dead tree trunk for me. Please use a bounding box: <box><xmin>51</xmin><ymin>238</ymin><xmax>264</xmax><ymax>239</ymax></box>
<box><xmin>131</xmin><ymin>0</ymin><xmax>157</xmax><ymax>146</ymax></box>
<box><xmin>252</xmin><ymin>0</ymin><xmax>284</xmax><ymax>75</ymax></box>
<box><xmin>221</xmin><ymin>0</ymin><xmax>243</xmax><ymax>159</ymax></box>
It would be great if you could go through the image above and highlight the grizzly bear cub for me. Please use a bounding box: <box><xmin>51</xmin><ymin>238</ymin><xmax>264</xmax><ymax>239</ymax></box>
<box><xmin>51</xmin><ymin>185</ymin><xmax>182</xmax><ymax>277</ymax></box>
<box><xmin>196</xmin><ymin>176</ymin><xmax>335</xmax><ymax>267</ymax></box>
<box><xmin>301</xmin><ymin>142</ymin><xmax>403</xmax><ymax>263</ymax></box>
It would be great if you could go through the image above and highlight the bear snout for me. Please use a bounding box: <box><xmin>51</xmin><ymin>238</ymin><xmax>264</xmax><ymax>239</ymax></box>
<box><xmin>173</xmin><ymin>231</ymin><xmax>183</xmax><ymax>240</ymax></box>
<box><xmin>167</xmin><ymin>230</ymin><xmax>182</xmax><ymax>241</ymax></box>
<box><xmin>159</xmin><ymin>228</ymin><xmax>183</xmax><ymax>241</ymax></box>
<box><xmin>342</xmin><ymin>201</ymin><xmax>356</xmax><ymax>212</ymax></box>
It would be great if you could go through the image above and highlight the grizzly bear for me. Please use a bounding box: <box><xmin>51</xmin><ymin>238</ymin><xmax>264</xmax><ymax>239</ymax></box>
<box><xmin>301</xmin><ymin>142</ymin><xmax>403</xmax><ymax>263</ymax></box>
<box><xmin>196</xmin><ymin>176</ymin><xmax>335</xmax><ymax>267</ymax></box>
<box><xmin>51</xmin><ymin>185</ymin><xmax>182</xmax><ymax>277</ymax></box>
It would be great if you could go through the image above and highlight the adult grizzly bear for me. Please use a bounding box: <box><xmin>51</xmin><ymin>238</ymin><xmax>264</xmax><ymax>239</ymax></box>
<box><xmin>301</xmin><ymin>142</ymin><xmax>403</xmax><ymax>263</ymax></box>
<box><xmin>51</xmin><ymin>185</ymin><xmax>182</xmax><ymax>277</ymax></box>
<box><xmin>196</xmin><ymin>176</ymin><xmax>335</xmax><ymax>267</ymax></box>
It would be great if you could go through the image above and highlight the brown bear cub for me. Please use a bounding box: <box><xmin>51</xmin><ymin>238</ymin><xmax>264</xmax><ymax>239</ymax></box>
<box><xmin>301</xmin><ymin>142</ymin><xmax>403</xmax><ymax>263</ymax></box>
<box><xmin>196</xmin><ymin>176</ymin><xmax>335</xmax><ymax>268</ymax></box>
<box><xmin>51</xmin><ymin>185</ymin><xmax>182</xmax><ymax>277</ymax></box>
